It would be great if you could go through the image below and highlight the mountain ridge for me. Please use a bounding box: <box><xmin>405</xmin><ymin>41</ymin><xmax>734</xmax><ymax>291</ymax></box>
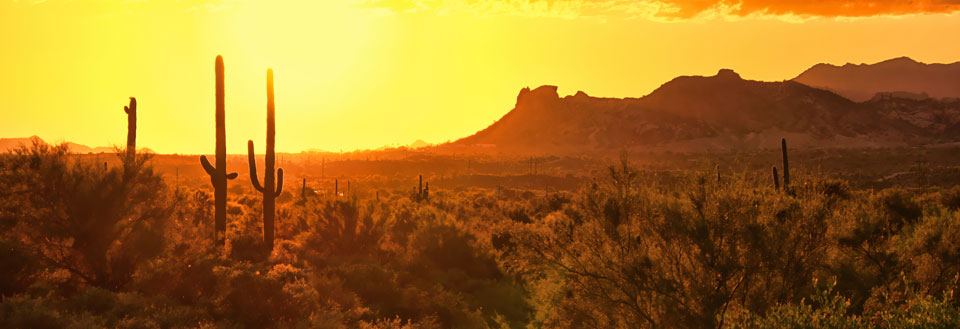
<box><xmin>793</xmin><ymin>57</ymin><xmax>960</xmax><ymax>102</ymax></box>
<box><xmin>450</xmin><ymin>66</ymin><xmax>960</xmax><ymax>154</ymax></box>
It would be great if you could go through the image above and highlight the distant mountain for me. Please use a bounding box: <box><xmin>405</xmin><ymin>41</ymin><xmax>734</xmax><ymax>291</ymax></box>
<box><xmin>0</xmin><ymin>136</ymin><xmax>133</xmax><ymax>154</ymax></box>
<box><xmin>409</xmin><ymin>140</ymin><xmax>430</xmax><ymax>149</ymax></box>
<box><xmin>63</xmin><ymin>142</ymin><xmax>116</xmax><ymax>154</ymax></box>
<box><xmin>793</xmin><ymin>57</ymin><xmax>960</xmax><ymax>102</ymax></box>
<box><xmin>0</xmin><ymin>136</ymin><xmax>45</xmax><ymax>153</ymax></box>
<box><xmin>451</xmin><ymin>69</ymin><xmax>960</xmax><ymax>154</ymax></box>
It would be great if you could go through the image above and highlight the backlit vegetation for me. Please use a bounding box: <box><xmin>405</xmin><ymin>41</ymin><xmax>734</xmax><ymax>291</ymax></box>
<box><xmin>2</xmin><ymin>143</ymin><xmax>959</xmax><ymax>328</ymax></box>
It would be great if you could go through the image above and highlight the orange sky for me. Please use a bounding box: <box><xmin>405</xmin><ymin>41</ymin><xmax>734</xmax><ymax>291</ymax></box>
<box><xmin>2</xmin><ymin>0</ymin><xmax>959</xmax><ymax>154</ymax></box>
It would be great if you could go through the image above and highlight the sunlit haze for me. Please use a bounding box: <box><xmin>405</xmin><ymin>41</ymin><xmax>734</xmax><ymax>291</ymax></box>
<box><xmin>2</xmin><ymin>0</ymin><xmax>959</xmax><ymax>153</ymax></box>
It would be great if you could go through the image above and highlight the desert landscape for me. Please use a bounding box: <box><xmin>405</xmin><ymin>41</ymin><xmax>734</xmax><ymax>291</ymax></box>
<box><xmin>3</xmin><ymin>1</ymin><xmax>960</xmax><ymax>328</ymax></box>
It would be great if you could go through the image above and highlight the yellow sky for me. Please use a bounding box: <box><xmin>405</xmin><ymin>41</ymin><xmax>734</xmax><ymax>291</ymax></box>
<box><xmin>2</xmin><ymin>0</ymin><xmax>959</xmax><ymax>154</ymax></box>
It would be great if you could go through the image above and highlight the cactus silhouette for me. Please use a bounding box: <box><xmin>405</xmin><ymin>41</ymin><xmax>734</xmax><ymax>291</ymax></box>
<box><xmin>200</xmin><ymin>55</ymin><xmax>238</xmax><ymax>248</ymax></box>
<box><xmin>715</xmin><ymin>164</ymin><xmax>720</xmax><ymax>184</ymax></box>
<box><xmin>248</xmin><ymin>68</ymin><xmax>284</xmax><ymax>251</ymax></box>
<box><xmin>123</xmin><ymin>97</ymin><xmax>136</xmax><ymax>163</ymax></box>
<box><xmin>301</xmin><ymin>178</ymin><xmax>307</xmax><ymax>199</ymax></box>
<box><xmin>423</xmin><ymin>182</ymin><xmax>429</xmax><ymax>201</ymax></box>
<box><xmin>781</xmin><ymin>138</ymin><xmax>790</xmax><ymax>191</ymax></box>
<box><xmin>772</xmin><ymin>166</ymin><xmax>780</xmax><ymax>191</ymax></box>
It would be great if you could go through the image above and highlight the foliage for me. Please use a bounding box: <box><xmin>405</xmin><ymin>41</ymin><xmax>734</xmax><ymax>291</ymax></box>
<box><xmin>2</xmin><ymin>143</ymin><xmax>960</xmax><ymax>328</ymax></box>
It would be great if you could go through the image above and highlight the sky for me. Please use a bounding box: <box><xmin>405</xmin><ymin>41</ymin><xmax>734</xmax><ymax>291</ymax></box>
<box><xmin>2</xmin><ymin>0</ymin><xmax>959</xmax><ymax>154</ymax></box>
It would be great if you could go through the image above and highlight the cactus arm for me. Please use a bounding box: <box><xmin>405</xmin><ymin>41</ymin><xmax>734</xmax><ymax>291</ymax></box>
<box><xmin>124</xmin><ymin>97</ymin><xmax>136</xmax><ymax>114</ymax></box>
<box><xmin>275</xmin><ymin>168</ymin><xmax>284</xmax><ymax>197</ymax></box>
<box><xmin>227</xmin><ymin>172</ymin><xmax>238</xmax><ymax>180</ymax></box>
<box><xmin>200</xmin><ymin>155</ymin><xmax>216</xmax><ymax>175</ymax></box>
<box><xmin>248</xmin><ymin>140</ymin><xmax>265</xmax><ymax>192</ymax></box>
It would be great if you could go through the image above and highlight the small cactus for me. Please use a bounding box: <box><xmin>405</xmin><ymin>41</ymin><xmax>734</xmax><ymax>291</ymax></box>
<box><xmin>413</xmin><ymin>175</ymin><xmax>430</xmax><ymax>202</ymax></box>
<box><xmin>248</xmin><ymin>68</ymin><xmax>284</xmax><ymax>251</ymax></box>
<box><xmin>423</xmin><ymin>182</ymin><xmax>429</xmax><ymax>201</ymax></box>
<box><xmin>773</xmin><ymin>166</ymin><xmax>780</xmax><ymax>191</ymax></box>
<box><xmin>715</xmin><ymin>164</ymin><xmax>720</xmax><ymax>184</ymax></box>
<box><xmin>301</xmin><ymin>178</ymin><xmax>307</xmax><ymax>199</ymax></box>
<box><xmin>200</xmin><ymin>56</ymin><xmax>238</xmax><ymax>247</ymax></box>
<box><xmin>781</xmin><ymin>138</ymin><xmax>790</xmax><ymax>192</ymax></box>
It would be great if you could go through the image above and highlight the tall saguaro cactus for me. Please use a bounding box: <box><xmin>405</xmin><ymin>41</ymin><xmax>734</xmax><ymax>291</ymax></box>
<box><xmin>123</xmin><ymin>97</ymin><xmax>137</xmax><ymax>163</ymax></box>
<box><xmin>248</xmin><ymin>68</ymin><xmax>284</xmax><ymax>251</ymax></box>
<box><xmin>200</xmin><ymin>55</ymin><xmax>238</xmax><ymax>247</ymax></box>
<box><xmin>781</xmin><ymin>138</ymin><xmax>790</xmax><ymax>191</ymax></box>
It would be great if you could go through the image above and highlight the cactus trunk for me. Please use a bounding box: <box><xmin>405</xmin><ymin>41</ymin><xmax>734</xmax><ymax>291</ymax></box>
<box><xmin>781</xmin><ymin>138</ymin><xmax>790</xmax><ymax>191</ymax></box>
<box><xmin>248</xmin><ymin>68</ymin><xmax>284</xmax><ymax>251</ymax></box>
<box><xmin>200</xmin><ymin>55</ymin><xmax>238</xmax><ymax>248</ymax></box>
<box><xmin>123</xmin><ymin>97</ymin><xmax>137</xmax><ymax>163</ymax></box>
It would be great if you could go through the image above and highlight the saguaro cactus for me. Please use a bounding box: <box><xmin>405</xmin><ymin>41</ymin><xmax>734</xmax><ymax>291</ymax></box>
<box><xmin>301</xmin><ymin>178</ymin><xmax>307</xmax><ymax>199</ymax></box>
<box><xmin>418</xmin><ymin>175</ymin><xmax>423</xmax><ymax>202</ymax></box>
<box><xmin>773</xmin><ymin>166</ymin><xmax>780</xmax><ymax>191</ymax></box>
<box><xmin>200</xmin><ymin>55</ymin><xmax>238</xmax><ymax>247</ymax></box>
<box><xmin>248</xmin><ymin>68</ymin><xmax>284</xmax><ymax>251</ymax></box>
<box><xmin>715</xmin><ymin>164</ymin><xmax>721</xmax><ymax>184</ymax></box>
<box><xmin>781</xmin><ymin>138</ymin><xmax>790</xmax><ymax>191</ymax></box>
<box><xmin>123</xmin><ymin>97</ymin><xmax>137</xmax><ymax>162</ymax></box>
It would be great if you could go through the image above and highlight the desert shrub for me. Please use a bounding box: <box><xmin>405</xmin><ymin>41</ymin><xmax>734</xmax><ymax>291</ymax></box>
<box><xmin>0</xmin><ymin>239</ymin><xmax>37</xmax><ymax>296</ymax></box>
<box><xmin>0</xmin><ymin>142</ymin><xmax>172</xmax><ymax>289</ymax></box>
<box><xmin>218</xmin><ymin>263</ymin><xmax>306</xmax><ymax>328</ymax></box>
<box><xmin>938</xmin><ymin>186</ymin><xmax>960</xmax><ymax>210</ymax></box>
<box><xmin>818</xmin><ymin>178</ymin><xmax>851</xmax><ymax>201</ymax></box>
<box><xmin>0</xmin><ymin>295</ymin><xmax>64</xmax><ymax>329</ymax></box>
<box><xmin>730</xmin><ymin>278</ymin><xmax>960</xmax><ymax>329</ymax></box>
<box><xmin>729</xmin><ymin>281</ymin><xmax>863</xmax><ymax>329</ymax></box>
<box><xmin>878</xmin><ymin>188</ymin><xmax>923</xmax><ymax>227</ymax></box>
<box><xmin>507</xmin><ymin>160</ymin><xmax>849</xmax><ymax>328</ymax></box>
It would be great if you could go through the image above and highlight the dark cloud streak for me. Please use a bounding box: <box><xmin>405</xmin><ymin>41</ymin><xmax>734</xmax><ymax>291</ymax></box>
<box><xmin>665</xmin><ymin>0</ymin><xmax>960</xmax><ymax>18</ymax></box>
<box><xmin>360</xmin><ymin>0</ymin><xmax>960</xmax><ymax>19</ymax></box>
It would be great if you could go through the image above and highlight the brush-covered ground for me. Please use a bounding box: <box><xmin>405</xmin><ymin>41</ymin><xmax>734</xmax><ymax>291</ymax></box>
<box><xmin>2</xmin><ymin>143</ymin><xmax>959</xmax><ymax>328</ymax></box>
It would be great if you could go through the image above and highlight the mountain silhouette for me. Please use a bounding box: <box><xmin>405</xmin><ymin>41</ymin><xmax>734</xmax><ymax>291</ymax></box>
<box><xmin>0</xmin><ymin>136</ymin><xmax>46</xmax><ymax>153</ymax></box>
<box><xmin>793</xmin><ymin>57</ymin><xmax>960</xmax><ymax>102</ymax></box>
<box><xmin>452</xmin><ymin>68</ymin><xmax>959</xmax><ymax>154</ymax></box>
<box><xmin>0</xmin><ymin>136</ymin><xmax>136</xmax><ymax>154</ymax></box>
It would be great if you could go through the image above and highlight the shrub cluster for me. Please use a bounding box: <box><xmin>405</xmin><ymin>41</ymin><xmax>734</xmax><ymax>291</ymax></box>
<box><xmin>1</xmin><ymin>144</ymin><xmax>958</xmax><ymax>328</ymax></box>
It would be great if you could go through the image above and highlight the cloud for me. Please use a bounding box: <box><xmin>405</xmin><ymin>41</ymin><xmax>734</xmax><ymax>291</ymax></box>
<box><xmin>357</xmin><ymin>0</ymin><xmax>960</xmax><ymax>20</ymax></box>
